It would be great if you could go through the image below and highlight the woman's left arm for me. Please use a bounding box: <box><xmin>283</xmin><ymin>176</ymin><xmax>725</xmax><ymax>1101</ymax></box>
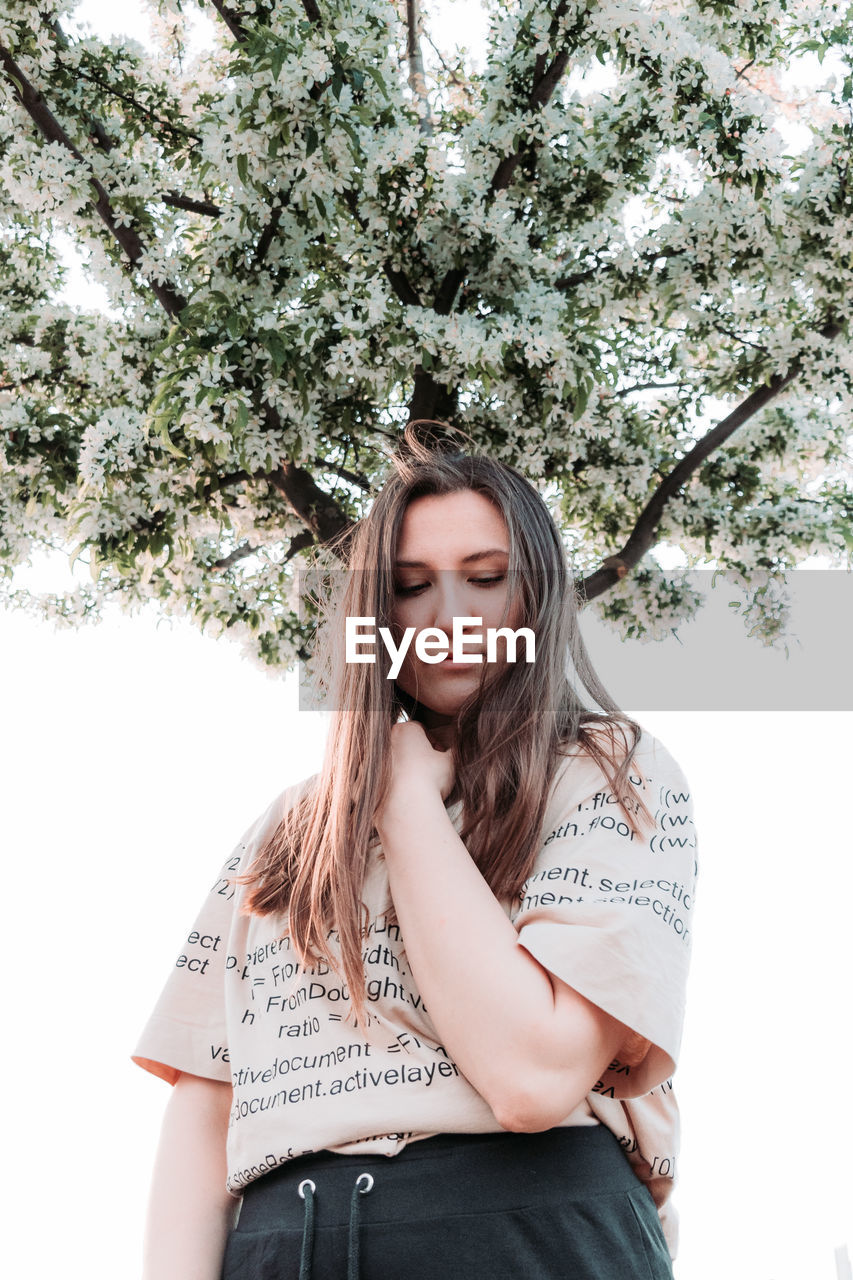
<box><xmin>376</xmin><ymin>733</ymin><xmax>629</xmax><ymax>1132</ymax></box>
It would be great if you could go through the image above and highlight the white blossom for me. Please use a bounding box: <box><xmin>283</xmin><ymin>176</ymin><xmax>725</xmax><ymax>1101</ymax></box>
<box><xmin>0</xmin><ymin>0</ymin><xmax>849</xmax><ymax>667</ymax></box>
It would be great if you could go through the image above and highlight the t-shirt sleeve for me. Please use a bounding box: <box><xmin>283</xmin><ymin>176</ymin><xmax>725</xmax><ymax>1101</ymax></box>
<box><xmin>131</xmin><ymin>784</ymin><xmax>307</xmax><ymax>1086</ymax></box>
<box><xmin>511</xmin><ymin>733</ymin><xmax>698</xmax><ymax>1099</ymax></box>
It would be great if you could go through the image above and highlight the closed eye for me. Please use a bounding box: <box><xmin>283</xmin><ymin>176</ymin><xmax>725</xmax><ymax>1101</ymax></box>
<box><xmin>394</xmin><ymin>575</ymin><xmax>505</xmax><ymax>596</ymax></box>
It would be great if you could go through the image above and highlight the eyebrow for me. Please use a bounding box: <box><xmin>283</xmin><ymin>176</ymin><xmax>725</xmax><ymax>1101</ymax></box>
<box><xmin>394</xmin><ymin>548</ymin><xmax>510</xmax><ymax>568</ymax></box>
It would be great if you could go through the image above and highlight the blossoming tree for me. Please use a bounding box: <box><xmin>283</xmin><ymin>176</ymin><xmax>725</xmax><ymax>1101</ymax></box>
<box><xmin>1</xmin><ymin>0</ymin><xmax>851</xmax><ymax>667</ymax></box>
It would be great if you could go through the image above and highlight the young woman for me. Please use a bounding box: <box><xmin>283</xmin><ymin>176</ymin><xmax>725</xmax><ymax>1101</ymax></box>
<box><xmin>134</xmin><ymin>420</ymin><xmax>697</xmax><ymax>1280</ymax></box>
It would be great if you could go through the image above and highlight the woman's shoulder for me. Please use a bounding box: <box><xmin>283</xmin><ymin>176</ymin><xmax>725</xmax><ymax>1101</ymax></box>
<box><xmin>275</xmin><ymin>769</ymin><xmax>321</xmax><ymax>820</ymax></box>
<box><xmin>282</xmin><ymin>769</ymin><xmax>321</xmax><ymax>806</ymax></box>
<box><xmin>240</xmin><ymin>770</ymin><xmax>321</xmax><ymax>852</ymax></box>
<box><xmin>550</xmin><ymin>722</ymin><xmax>689</xmax><ymax>802</ymax></box>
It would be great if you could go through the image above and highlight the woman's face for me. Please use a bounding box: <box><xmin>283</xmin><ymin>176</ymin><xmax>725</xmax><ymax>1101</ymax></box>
<box><xmin>389</xmin><ymin>489</ymin><xmax>524</xmax><ymax>743</ymax></box>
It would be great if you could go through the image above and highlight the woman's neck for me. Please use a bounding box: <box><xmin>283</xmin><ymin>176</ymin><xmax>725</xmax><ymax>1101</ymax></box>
<box><xmin>412</xmin><ymin>708</ymin><xmax>456</xmax><ymax>751</ymax></box>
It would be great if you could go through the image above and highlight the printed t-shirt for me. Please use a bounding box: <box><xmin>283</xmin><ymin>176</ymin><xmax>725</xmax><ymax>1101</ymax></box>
<box><xmin>132</xmin><ymin>728</ymin><xmax>697</xmax><ymax>1258</ymax></box>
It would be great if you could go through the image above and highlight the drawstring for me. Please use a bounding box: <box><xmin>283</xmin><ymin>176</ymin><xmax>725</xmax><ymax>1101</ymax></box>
<box><xmin>347</xmin><ymin>1172</ymin><xmax>374</xmax><ymax>1280</ymax></box>
<box><xmin>297</xmin><ymin>1179</ymin><xmax>316</xmax><ymax>1280</ymax></box>
<box><xmin>296</xmin><ymin>1171</ymin><xmax>375</xmax><ymax>1280</ymax></box>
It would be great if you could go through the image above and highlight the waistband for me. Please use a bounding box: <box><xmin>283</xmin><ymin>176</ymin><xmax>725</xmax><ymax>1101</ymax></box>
<box><xmin>235</xmin><ymin>1126</ymin><xmax>639</xmax><ymax>1233</ymax></box>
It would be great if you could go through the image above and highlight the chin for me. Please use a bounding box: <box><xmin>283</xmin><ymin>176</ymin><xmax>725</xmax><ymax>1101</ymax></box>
<box><xmin>398</xmin><ymin>691</ymin><xmax>458</xmax><ymax>721</ymax></box>
<box><xmin>397</xmin><ymin>673</ymin><xmax>480</xmax><ymax>721</ymax></box>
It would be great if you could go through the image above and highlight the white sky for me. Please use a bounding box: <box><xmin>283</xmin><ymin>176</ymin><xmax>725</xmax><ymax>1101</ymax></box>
<box><xmin>2</xmin><ymin>4</ymin><xmax>851</xmax><ymax>1279</ymax></box>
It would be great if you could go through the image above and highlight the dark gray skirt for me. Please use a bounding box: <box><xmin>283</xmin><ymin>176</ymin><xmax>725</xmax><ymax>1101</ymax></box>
<box><xmin>220</xmin><ymin>1126</ymin><xmax>674</xmax><ymax>1280</ymax></box>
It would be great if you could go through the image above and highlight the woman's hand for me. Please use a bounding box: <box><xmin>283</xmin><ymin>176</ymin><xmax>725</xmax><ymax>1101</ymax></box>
<box><xmin>376</xmin><ymin>721</ymin><xmax>455</xmax><ymax>824</ymax></box>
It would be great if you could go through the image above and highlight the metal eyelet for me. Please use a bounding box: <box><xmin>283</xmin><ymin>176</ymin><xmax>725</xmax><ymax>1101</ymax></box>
<box><xmin>355</xmin><ymin>1172</ymin><xmax>374</xmax><ymax>1194</ymax></box>
<box><xmin>297</xmin><ymin>1178</ymin><xmax>316</xmax><ymax>1199</ymax></box>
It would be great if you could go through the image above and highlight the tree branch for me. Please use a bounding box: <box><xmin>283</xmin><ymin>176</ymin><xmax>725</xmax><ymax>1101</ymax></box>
<box><xmin>211</xmin><ymin>528</ymin><xmax>315</xmax><ymax>571</ymax></box>
<box><xmin>208</xmin><ymin>0</ymin><xmax>421</xmax><ymax>294</ymax></box>
<box><xmin>75</xmin><ymin>65</ymin><xmax>202</xmax><ymax>144</ymax></box>
<box><xmin>707</xmin><ymin>319</ymin><xmax>769</xmax><ymax>356</ymax></box>
<box><xmin>575</xmin><ymin>318</ymin><xmax>844</xmax><ymax>604</ymax></box>
<box><xmin>0</xmin><ymin>43</ymin><xmax>187</xmax><ymax>318</ymax></box>
<box><xmin>209</xmin><ymin>0</ymin><xmax>321</xmax><ymax>44</ymax></box>
<box><xmin>83</xmin><ymin>99</ymin><xmax>221</xmax><ymax>218</ymax></box>
<box><xmin>338</xmin><ymin>189</ymin><xmax>422</xmax><ymax>305</ymax></box>
<box><xmin>614</xmin><ymin>381</ymin><xmax>686</xmax><ymax>398</ymax></box>
<box><xmin>431</xmin><ymin>20</ymin><xmax>573</xmax><ymax>318</ymax></box>
<box><xmin>254</xmin><ymin>204</ymin><xmax>282</xmax><ymax>264</ymax></box>
<box><xmin>208</xmin><ymin>0</ymin><xmax>247</xmax><ymax>42</ymax></box>
<box><xmin>0</xmin><ymin>373</ymin><xmax>41</xmax><ymax>391</ymax></box>
<box><xmin>161</xmin><ymin>191</ymin><xmax>222</xmax><ymax>217</ymax></box>
<box><xmin>211</xmin><ymin>540</ymin><xmax>258</xmax><ymax>570</ymax></box>
<box><xmin>265</xmin><ymin>458</ymin><xmax>356</xmax><ymax>547</ymax></box>
<box><xmin>554</xmin><ymin>246</ymin><xmax>683</xmax><ymax>293</ymax></box>
<box><xmin>46</xmin><ymin>24</ymin><xmax>220</xmax><ymax>221</ymax></box>
<box><xmin>196</xmin><ymin>0</ymin><xmax>361</xmax><ymax>554</ymax></box>
<box><xmin>0</xmin><ymin>370</ymin><xmax>92</xmax><ymax>394</ymax></box>
<box><xmin>206</xmin><ymin>0</ymin><xmax>425</xmax><ymax>304</ymax></box>
<box><xmin>405</xmin><ymin>372</ymin><xmax>462</xmax><ymax>423</ymax></box>
<box><xmin>314</xmin><ymin>456</ymin><xmax>372</xmax><ymax>491</ymax></box>
<box><xmin>48</xmin><ymin>19</ymin><xmax>202</xmax><ymax>146</ymax></box>
<box><xmin>409</xmin><ymin>5</ymin><xmax>576</xmax><ymax>417</ymax></box>
<box><xmin>486</xmin><ymin>18</ymin><xmax>571</xmax><ymax>195</ymax></box>
<box><xmin>405</xmin><ymin>0</ymin><xmax>433</xmax><ymax>137</ymax></box>
<box><xmin>424</xmin><ymin>31</ymin><xmax>474</xmax><ymax>100</ymax></box>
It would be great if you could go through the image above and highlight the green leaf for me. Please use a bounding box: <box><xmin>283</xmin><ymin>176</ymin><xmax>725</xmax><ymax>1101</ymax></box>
<box><xmin>68</xmin><ymin>542</ymin><xmax>87</xmax><ymax>572</ymax></box>
<box><xmin>338</xmin><ymin>118</ymin><xmax>361</xmax><ymax>152</ymax></box>
<box><xmin>364</xmin><ymin>65</ymin><xmax>390</xmax><ymax>100</ymax></box>
<box><xmin>152</xmin><ymin>322</ymin><xmax>182</xmax><ymax>356</ymax></box>
<box><xmin>151</xmin><ymin>413</ymin><xmax>188</xmax><ymax>459</ymax></box>
<box><xmin>294</xmin><ymin>367</ymin><xmax>310</xmax><ymax>412</ymax></box>
<box><xmin>234</xmin><ymin>401</ymin><xmax>249</xmax><ymax>433</ymax></box>
<box><xmin>271</xmin><ymin>44</ymin><xmax>286</xmax><ymax>81</ymax></box>
<box><xmin>266</xmin><ymin>330</ymin><xmax>286</xmax><ymax>374</ymax></box>
<box><xmin>149</xmin><ymin>382</ymin><xmax>176</xmax><ymax>415</ymax></box>
<box><xmin>572</xmin><ymin>376</ymin><xmax>592</xmax><ymax>421</ymax></box>
<box><xmin>236</xmin><ymin>153</ymin><xmax>249</xmax><ymax>185</ymax></box>
<box><xmin>177</xmin><ymin>302</ymin><xmax>203</xmax><ymax>331</ymax></box>
<box><xmin>305</xmin><ymin>126</ymin><xmax>319</xmax><ymax>156</ymax></box>
<box><xmin>314</xmin><ymin>191</ymin><xmax>328</xmax><ymax>219</ymax></box>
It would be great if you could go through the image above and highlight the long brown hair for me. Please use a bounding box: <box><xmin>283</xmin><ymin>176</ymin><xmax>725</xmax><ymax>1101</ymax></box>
<box><xmin>237</xmin><ymin>420</ymin><xmax>655</xmax><ymax>1029</ymax></box>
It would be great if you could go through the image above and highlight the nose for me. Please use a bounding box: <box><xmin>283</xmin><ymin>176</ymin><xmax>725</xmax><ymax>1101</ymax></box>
<box><xmin>429</xmin><ymin>571</ymin><xmax>481</xmax><ymax>644</ymax></box>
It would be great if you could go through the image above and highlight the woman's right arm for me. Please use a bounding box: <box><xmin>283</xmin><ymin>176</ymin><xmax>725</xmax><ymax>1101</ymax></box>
<box><xmin>142</xmin><ymin>1072</ymin><xmax>239</xmax><ymax>1280</ymax></box>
